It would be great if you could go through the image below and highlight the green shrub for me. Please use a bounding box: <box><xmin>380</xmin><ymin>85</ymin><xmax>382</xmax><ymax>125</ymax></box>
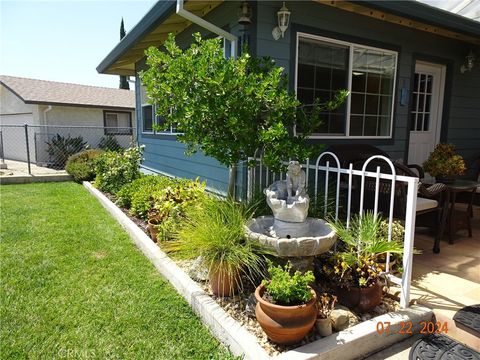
<box><xmin>263</xmin><ymin>261</ymin><xmax>315</xmax><ymax>306</ymax></box>
<box><xmin>98</xmin><ymin>135</ymin><xmax>123</xmax><ymax>152</ymax></box>
<box><xmin>46</xmin><ymin>134</ymin><xmax>88</xmax><ymax>169</ymax></box>
<box><xmin>116</xmin><ymin>175</ymin><xmax>174</xmax><ymax>218</ymax></box>
<box><xmin>65</xmin><ymin>149</ymin><xmax>105</xmax><ymax>182</ymax></box>
<box><xmin>170</xmin><ymin>197</ymin><xmax>271</xmax><ymax>289</ymax></box>
<box><xmin>94</xmin><ymin>145</ymin><xmax>143</xmax><ymax>194</ymax></box>
<box><xmin>150</xmin><ymin>178</ymin><xmax>207</xmax><ymax>239</ymax></box>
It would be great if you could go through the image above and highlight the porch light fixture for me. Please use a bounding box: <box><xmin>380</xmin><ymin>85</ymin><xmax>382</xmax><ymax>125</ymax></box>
<box><xmin>238</xmin><ymin>1</ymin><xmax>252</xmax><ymax>25</ymax></box>
<box><xmin>272</xmin><ymin>2</ymin><xmax>291</xmax><ymax>40</ymax></box>
<box><xmin>460</xmin><ymin>50</ymin><xmax>475</xmax><ymax>73</ymax></box>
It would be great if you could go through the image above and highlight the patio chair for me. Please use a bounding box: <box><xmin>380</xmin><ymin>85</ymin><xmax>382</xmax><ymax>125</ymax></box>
<box><xmin>325</xmin><ymin>143</ymin><xmax>425</xmax><ymax>178</ymax></box>
<box><xmin>353</xmin><ymin>159</ymin><xmax>448</xmax><ymax>253</ymax></box>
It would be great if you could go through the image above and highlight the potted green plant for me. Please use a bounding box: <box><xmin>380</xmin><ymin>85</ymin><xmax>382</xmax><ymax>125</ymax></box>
<box><xmin>171</xmin><ymin>197</ymin><xmax>271</xmax><ymax>297</ymax></box>
<box><xmin>255</xmin><ymin>261</ymin><xmax>317</xmax><ymax>345</ymax></box>
<box><xmin>316</xmin><ymin>293</ymin><xmax>337</xmax><ymax>337</ymax></box>
<box><xmin>423</xmin><ymin>143</ymin><xmax>466</xmax><ymax>184</ymax></box>
<box><xmin>326</xmin><ymin>212</ymin><xmax>404</xmax><ymax>313</ymax></box>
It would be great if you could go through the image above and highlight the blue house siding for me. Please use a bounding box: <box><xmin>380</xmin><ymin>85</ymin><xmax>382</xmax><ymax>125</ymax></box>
<box><xmin>134</xmin><ymin>1</ymin><xmax>479</xmax><ymax>196</ymax></box>
<box><xmin>255</xmin><ymin>1</ymin><xmax>480</xmax><ymax>160</ymax></box>
<box><xmin>135</xmin><ymin>1</ymin><xmax>247</xmax><ymax>196</ymax></box>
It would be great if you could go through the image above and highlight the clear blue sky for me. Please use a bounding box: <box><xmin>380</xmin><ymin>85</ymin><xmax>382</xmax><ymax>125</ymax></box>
<box><xmin>1</xmin><ymin>0</ymin><xmax>156</xmax><ymax>88</ymax></box>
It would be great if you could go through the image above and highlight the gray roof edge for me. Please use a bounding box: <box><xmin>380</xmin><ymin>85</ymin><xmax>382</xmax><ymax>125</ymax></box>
<box><xmin>96</xmin><ymin>0</ymin><xmax>176</xmax><ymax>74</ymax></box>
<box><xmin>98</xmin><ymin>0</ymin><xmax>480</xmax><ymax>75</ymax></box>
<box><xmin>360</xmin><ymin>0</ymin><xmax>480</xmax><ymax>39</ymax></box>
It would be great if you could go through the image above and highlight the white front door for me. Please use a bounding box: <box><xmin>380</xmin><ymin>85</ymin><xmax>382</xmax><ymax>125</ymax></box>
<box><xmin>407</xmin><ymin>61</ymin><xmax>446</xmax><ymax>168</ymax></box>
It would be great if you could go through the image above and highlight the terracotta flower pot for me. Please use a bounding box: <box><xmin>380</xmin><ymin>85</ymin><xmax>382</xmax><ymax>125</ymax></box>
<box><xmin>255</xmin><ymin>284</ymin><xmax>317</xmax><ymax>345</ymax></box>
<box><xmin>147</xmin><ymin>219</ymin><xmax>159</xmax><ymax>243</ymax></box>
<box><xmin>315</xmin><ymin>316</ymin><xmax>333</xmax><ymax>337</ymax></box>
<box><xmin>209</xmin><ymin>266</ymin><xmax>238</xmax><ymax>297</ymax></box>
<box><xmin>336</xmin><ymin>281</ymin><xmax>382</xmax><ymax>313</ymax></box>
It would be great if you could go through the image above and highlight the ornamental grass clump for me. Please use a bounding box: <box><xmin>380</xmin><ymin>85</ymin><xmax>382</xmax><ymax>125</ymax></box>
<box><xmin>423</xmin><ymin>143</ymin><xmax>465</xmax><ymax>178</ymax></box>
<box><xmin>170</xmin><ymin>197</ymin><xmax>271</xmax><ymax>294</ymax></box>
<box><xmin>262</xmin><ymin>261</ymin><xmax>315</xmax><ymax>306</ymax></box>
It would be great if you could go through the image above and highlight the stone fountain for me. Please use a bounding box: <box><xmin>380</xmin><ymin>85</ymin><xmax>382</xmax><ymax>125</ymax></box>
<box><xmin>245</xmin><ymin>161</ymin><xmax>337</xmax><ymax>271</ymax></box>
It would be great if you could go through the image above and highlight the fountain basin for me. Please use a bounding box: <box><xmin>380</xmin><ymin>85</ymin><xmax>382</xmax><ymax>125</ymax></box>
<box><xmin>245</xmin><ymin>216</ymin><xmax>337</xmax><ymax>257</ymax></box>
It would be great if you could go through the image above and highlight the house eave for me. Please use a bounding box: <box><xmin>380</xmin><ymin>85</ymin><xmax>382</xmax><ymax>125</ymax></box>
<box><xmin>24</xmin><ymin>100</ymin><xmax>135</xmax><ymax>111</ymax></box>
<box><xmin>96</xmin><ymin>1</ymin><xmax>176</xmax><ymax>76</ymax></box>
<box><xmin>98</xmin><ymin>0</ymin><xmax>480</xmax><ymax>77</ymax></box>
<box><xmin>359</xmin><ymin>0</ymin><xmax>480</xmax><ymax>39</ymax></box>
<box><xmin>97</xmin><ymin>1</ymin><xmax>224</xmax><ymax>76</ymax></box>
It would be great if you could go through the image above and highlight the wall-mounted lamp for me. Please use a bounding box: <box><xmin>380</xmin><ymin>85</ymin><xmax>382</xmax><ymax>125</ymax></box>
<box><xmin>238</xmin><ymin>1</ymin><xmax>252</xmax><ymax>25</ymax></box>
<box><xmin>272</xmin><ymin>2</ymin><xmax>291</xmax><ymax>40</ymax></box>
<box><xmin>460</xmin><ymin>50</ymin><xmax>476</xmax><ymax>73</ymax></box>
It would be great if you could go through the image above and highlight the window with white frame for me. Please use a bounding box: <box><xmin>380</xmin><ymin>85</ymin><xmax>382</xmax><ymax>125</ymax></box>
<box><xmin>296</xmin><ymin>33</ymin><xmax>397</xmax><ymax>138</ymax></box>
<box><xmin>103</xmin><ymin>111</ymin><xmax>132</xmax><ymax>135</ymax></box>
<box><xmin>140</xmin><ymin>84</ymin><xmax>179</xmax><ymax>134</ymax></box>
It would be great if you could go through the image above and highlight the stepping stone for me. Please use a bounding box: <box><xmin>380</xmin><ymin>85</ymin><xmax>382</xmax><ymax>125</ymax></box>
<box><xmin>453</xmin><ymin>304</ymin><xmax>480</xmax><ymax>337</ymax></box>
<box><xmin>409</xmin><ymin>334</ymin><xmax>480</xmax><ymax>360</ymax></box>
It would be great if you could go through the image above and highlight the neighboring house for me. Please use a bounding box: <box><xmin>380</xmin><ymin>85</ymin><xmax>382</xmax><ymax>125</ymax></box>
<box><xmin>97</xmin><ymin>0</ymin><xmax>480</xmax><ymax>196</ymax></box>
<box><xmin>0</xmin><ymin>75</ymin><xmax>135</xmax><ymax>163</ymax></box>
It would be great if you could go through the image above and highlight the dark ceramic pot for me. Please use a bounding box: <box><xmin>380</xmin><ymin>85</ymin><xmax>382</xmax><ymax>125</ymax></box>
<box><xmin>336</xmin><ymin>281</ymin><xmax>382</xmax><ymax>313</ymax></box>
<box><xmin>255</xmin><ymin>284</ymin><xmax>317</xmax><ymax>345</ymax></box>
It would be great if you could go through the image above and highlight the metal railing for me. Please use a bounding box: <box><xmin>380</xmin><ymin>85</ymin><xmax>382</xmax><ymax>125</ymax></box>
<box><xmin>246</xmin><ymin>150</ymin><xmax>418</xmax><ymax>309</ymax></box>
<box><xmin>0</xmin><ymin>124</ymin><xmax>136</xmax><ymax>174</ymax></box>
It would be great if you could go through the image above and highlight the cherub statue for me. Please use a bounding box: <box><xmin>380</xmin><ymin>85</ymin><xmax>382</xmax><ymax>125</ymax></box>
<box><xmin>264</xmin><ymin>161</ymin><xmax>309</xmax><ymax>223</ymax></box>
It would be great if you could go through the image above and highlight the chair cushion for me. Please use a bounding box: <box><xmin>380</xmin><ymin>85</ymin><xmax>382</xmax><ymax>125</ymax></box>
<box><xmin>416</xmin><ymin>197</ymin><xmax>438</xmax><ymax>212</ymax></box>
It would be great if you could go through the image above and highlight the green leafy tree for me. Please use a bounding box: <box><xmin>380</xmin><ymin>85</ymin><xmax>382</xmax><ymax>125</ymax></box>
<box><xmin>141</xmin><ymin>33</ymin><xmax>347</xmax><ymax>197</ymax></box>
<box><xmin>119</xmin><ymin>18</ymin><xmax>130</xmax><ymax>90</ymax></box>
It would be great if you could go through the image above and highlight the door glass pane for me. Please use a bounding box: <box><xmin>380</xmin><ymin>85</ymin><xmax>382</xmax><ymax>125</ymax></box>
<box><xmin>419</xmin><ymin>74</ymin><xmax>426</xmax><ymax>93</ymax></box>
<box><xmin>418</xmin><ymin>94</ymin><xmax>425</xmax><ymax>112</ymax></box>
<box><xmin>410</xmin><ymin>112</ymin><xmax>417</xmax><ymax>131</ymax></box>
<box><xmin>425</xmin><ymin>94</ymin><xmax>432</xmax><ymax>113</ymax></box>
<box><xmin>416</xmin><ymin>113</ymin><xmax>423</xmax><ymax>131</ymax></box>
<box><xmin>426</xmin><ymin>75</ymin><xmax>433</xmax><ymax>93</ymax></box>
<box><xmin>423</xmin><ymin>113</ymin><xmax>430</xmax><ymax>131</ymax></box>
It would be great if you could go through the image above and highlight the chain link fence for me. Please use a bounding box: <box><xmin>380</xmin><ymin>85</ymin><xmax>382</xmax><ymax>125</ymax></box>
<box><xmin>0</xmin><ymin>124</ymin><xmax>136</xmax><ymax>175</ymax></box>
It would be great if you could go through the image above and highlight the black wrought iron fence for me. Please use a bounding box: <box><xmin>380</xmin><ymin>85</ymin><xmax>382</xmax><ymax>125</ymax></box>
<box><xmin>0</xmin><ymin>124</ymin><xmax>136</xmax><ymax>174</ymax></box>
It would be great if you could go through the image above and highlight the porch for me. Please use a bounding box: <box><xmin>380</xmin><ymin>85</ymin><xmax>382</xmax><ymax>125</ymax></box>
<box><xmin>399</xmin><ymin>205</ymin><xmax>480</xmax><ymax>350</ymax></box>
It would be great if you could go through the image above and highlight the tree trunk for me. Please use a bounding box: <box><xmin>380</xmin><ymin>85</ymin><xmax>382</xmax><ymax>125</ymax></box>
<box><xmin>227</xmin><ymin>163</ymin><xmax>237</xmax><ymax>199</ymax></box>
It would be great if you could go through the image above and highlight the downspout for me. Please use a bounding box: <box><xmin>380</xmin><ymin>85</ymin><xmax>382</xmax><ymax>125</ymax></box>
<box><xmin>176</xmin><ymin>0</ymin><xmax>238</xmax><ymax>59</ymax></box>
<box><xmin>176</xmin><ymin>0</ymin><xmax>239</xmax><ymax>197</ymax></box>
<box><xmin>43</xmin><ymin>105</ymin><xmax>52</xmax><ymax>126</ymax></box>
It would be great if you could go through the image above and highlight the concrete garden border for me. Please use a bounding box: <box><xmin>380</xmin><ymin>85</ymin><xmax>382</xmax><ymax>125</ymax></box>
<box><xmin>84</xmin><ymin>181</ymin><xmax>433</xmax><ymax>360</ymax></box>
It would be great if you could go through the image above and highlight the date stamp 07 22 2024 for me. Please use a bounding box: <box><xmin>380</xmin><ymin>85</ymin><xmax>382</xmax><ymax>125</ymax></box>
<box><xmin>376</xmin><ymin>321</ymin><xmax>449</xmax><ymax>336</ymax></box>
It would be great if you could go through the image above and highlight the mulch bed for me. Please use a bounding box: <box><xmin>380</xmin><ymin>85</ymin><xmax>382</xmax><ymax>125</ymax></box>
<box><xmin>99</xmin><ymin>186</ymin><xmax>401</xmax><ymax>356</ymax></box>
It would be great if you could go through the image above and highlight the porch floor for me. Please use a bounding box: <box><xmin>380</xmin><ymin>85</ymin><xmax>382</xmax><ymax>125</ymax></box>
<box><xmin>389</xmin><ymin>205</ymin><xmax>480</xmax><ymax>354</ymax></box>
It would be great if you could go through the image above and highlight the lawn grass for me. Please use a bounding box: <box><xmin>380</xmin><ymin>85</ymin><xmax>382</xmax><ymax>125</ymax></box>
<box><xmin>0</xmin><ymin>182</ymin><xmax>233</xmax><ymax>359</ymax></box>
